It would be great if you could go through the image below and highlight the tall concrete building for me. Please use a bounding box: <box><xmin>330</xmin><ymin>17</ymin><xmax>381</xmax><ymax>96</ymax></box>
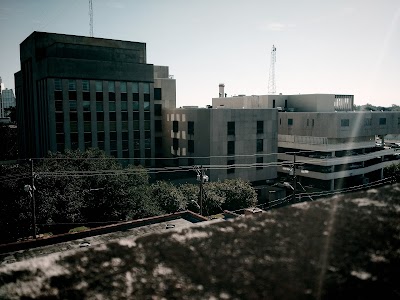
<box><xmin>214</xmin><ymin>93</ymin><xmax>400</xmax><ymax>190</ymax></box>
<box><xmin>15</xmin><ymin>32</ymin><xmax>175</xmax><ymax>162</ymax></box>
<box><xmin>0</xmin><ymin>88</ymin><xmax>16</xmax><ymax>118</ymax></box>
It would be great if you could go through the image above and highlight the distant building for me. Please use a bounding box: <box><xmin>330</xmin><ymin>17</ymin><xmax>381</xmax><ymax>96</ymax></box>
<box><xmin>213</xmin><ymin>93</ymin><xmax>400</xmax><ymax>190</ymax></box>
<box><xmin>162</xmin><ymin>107</ymin><xmax>277</xmax><ymax>183</ymax></box>
<box><xmin>0</xmin><ymin>88</ymin><xmax>16</xmax><ymax>118</ymax></box>
<box><xmin>15</xmin><ymin>31</ymin><xmax>175</xmax><ymax>162</ymax></box>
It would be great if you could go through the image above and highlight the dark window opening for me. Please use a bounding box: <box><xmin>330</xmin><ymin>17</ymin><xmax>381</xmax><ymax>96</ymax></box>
<box><xmin>257</xmin><ymin>139</ymin><xmax>263</xmax><ymax>152</ymax></box>
<box><xmin>227</xmin><ymin>121</ymin><xmax>235</xmax><ymax>135</ymax></box>
<box><xmin>188</xmin><ymin>121</ymin><xmax>194</xmax><ymax>135</ymax></box>
<box><xmin>154</xmin><ymin>88</ymin><xmax>162</xmax><ymax>100</ymax></box>
<box><xmin>257</xmin><ymin>121</ymin><xmax>264</xmax><ymax>134</ymax></box>
<box><xmin>227</xmin><ymin>160</ymin><xmax>235</xmax><ymax>174</ymax></box>
<box><xmin>288</xmin><ymin>119</ymin><xmax>293</xmax><ymax>126</ymax></box>
<box><xmin>188</xmin><ymin>140</ymin><xmax>194</xmax><ymax>153</ymax></box>
<box><xmin>173</xmin><ymin>121</ymin><xmax>179</xmax><ymax>133</ymax></box>
<box><xmin>155</xmin><ymin>120</ymin><xmax>162</xmax><ymax>132</ymax></box>
<box><xmin>227</xmin><ymin>141</ymin><xmax>235</xmax><ymax>155</ymax></box>
<box><xmin>154</xmin><ymin>104</ymin><xmax>162</xmax><ymax>116</ymax></box>
<box><xmin>256</xmin><ymin>157</ymin><xmax>263</xmax><ymax>170</ymax></box>
<box><xmin>173</xmin><ymin>138</ymin><xmax>179</xmax><ymax>150</ymax></box>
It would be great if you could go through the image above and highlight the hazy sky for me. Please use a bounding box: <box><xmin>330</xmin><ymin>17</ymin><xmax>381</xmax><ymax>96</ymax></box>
<box><xmin>0</xmin><ymin>0</ymin><xmax>399</xmax><ymax>108</ymax></box>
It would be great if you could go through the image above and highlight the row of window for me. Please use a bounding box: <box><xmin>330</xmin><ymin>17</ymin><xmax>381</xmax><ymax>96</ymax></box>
<box><xmin>54</xmin><ymin>79</ymin><xmax>161</xmax><ymax>99</ymax></box>
<box><xmin>283</xmin><ymin>117</ymin><xmax>396</xmax><ymax>127</ymax></box>
<box><xmin>172</xmin><ymin>120</ymin><xmax>265</xmax><ymax>135</ymax></box>
<box><xmin>341</xmin><ymin>117</ymin><xmax>390</xmax><ymax>127</ymax></box>
<box><xmin>227</xmin><ymin>139</ymin><xmax>264</xmax><ymax>155</ymax></box>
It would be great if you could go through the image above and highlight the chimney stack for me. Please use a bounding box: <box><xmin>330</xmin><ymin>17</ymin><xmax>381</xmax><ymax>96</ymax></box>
<box><xmin>219</xmin><ymin>83</ymin><xmax>225</xmax><ymax>98</ymax></box>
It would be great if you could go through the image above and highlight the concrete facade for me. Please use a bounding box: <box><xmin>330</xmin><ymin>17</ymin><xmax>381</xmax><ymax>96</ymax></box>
<box><xmin>0</xmin><ymin>88</ymin><xmax>15</xmax><ymax>118</ymax></box>
<box><xmin>212</xmin><ymin>92</ymin><xmax>400</xmax><ymax>190</ymax></box>
<box><xmin>162</xmin><ymin>107</ymin><xmax>277</xmax><ymax>183</ymax></box>
<box><xmin>15</xmin><ymin>31</ymin><xmax>175</xmax><ymax>162</ymax></box>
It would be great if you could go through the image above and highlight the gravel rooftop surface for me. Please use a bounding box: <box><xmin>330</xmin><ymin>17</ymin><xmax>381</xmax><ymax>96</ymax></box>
<box><xmin>1</xmin><ymin>183</ymin><xmax>399</xmax><ymax>299</ymax></box>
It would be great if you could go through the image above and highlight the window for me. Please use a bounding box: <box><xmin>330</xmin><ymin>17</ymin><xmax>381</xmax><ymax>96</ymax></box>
<box><xmin>364</xmin><ymin>118</ymin><xmax>372</xmax><ymax>126</ymax></box>
<box><xmin>133</xmin><ymin>100</ymin><xmax>139</xmax><ymax>111</ymax></box>
<box><xmin>144</xmin><ymin>112</ymin><xmax>150</xmax><ymax>120</ymax></box>
<box><xmin>121</xmin><ymin>101</ymin><xmax>127</xmax><ymax>111</ymax></box>
<box><xmin>131</xmin><ymin>82</ymin><xmax>139</xmax><ymax>93</ymax></box>
<box><xmin>398</xmin><ymin>117</ymin><xmax>400</xmax><ymax>126</ymax></box>
<box><xmin>288</xmin><ymin>119</ymin><xmax>293</xmax><ymax>126</ymax></box>
<box><xmin>173</xmin><ymin>138</ymin><xmax>179</xmax><ymax>150</ymax></box>
<box><xmin>227</xmin><ymin>160</ymin><xmax>235</xmax><ymax>174</ymax></box>
<box><xmin>84</xmin><ymin>121</ymin><xmax>91</xmax><ymax>132</ymax></box>
<box><xmin>312</xmin><ymin>119</ymin><xmax>315</xmax><ymax>126</ymax></box>
<box><xmin>133</xmin><ymin>112</ymin><xmax>139</xmax><ymax>120</ymax></box>
<box><xmin>341</xmin><ymin>119</ymin><xmax>350</xmax><ymax>127</ymax></box>
<box><xmin>227</xmin><ymin>121</ymin><xmax>235</xmax><ymax>135</ymax></box>
<box><xmin>109</xmin><ymin>102</ymin><xmax>116</xmax><ymax>111</ymax></box>
<box><xmin>69</xmin><ymin>101</ymin><xmax>77</xmax><ymax>111</ymax></box>
<box><xmin>154</xmin><ymin>88</ymin><xmax>162</xmax><ymax>100</ymax></box>
<box><xmin>83</xmin><ymin>91</ymin><xmax>90</xmax><ymax>101</ymax></box>
<box><xmin>143</xmin><ymin>83</ymin><xmax>150</xmax><ymax>94</ymax></box>
<box><xmin>55</xmin><ymin>101</ymin><xmax>63</xmax><ymax>111</ymax></box>
<box><xmin>144</xmin><ymin>121</ymin><xmax>150</xmax><ymax>130</ymax></box>
<box><xmin>54</xmin><ymin>78</ymin><xmax>62</xmax><ymax>91</ymax></box>
<box><xmin>82</xmin><ymin>80</ymin><xmax>90</xmax><ymax>91</ymax></box>
<box><xmin>83</xmin><ymin>101</ymin><xmax>90</xmax><ymax>111</ymax></box>
<box><xmin>96</xmin><ymin>92</ymin><xmax>103</xmax><ymax>101</ymax></box>
<box><xmin>95</xmin><ymin>81</ymin><xmax>102</xmax><ymax>92</ymax></box>
<box><xmin>173</xmin><ymin>121</ymin><xmax>179</xmax><ymax>133</ymax></box>
<box><xmin>109</xmin><ymin>91</ymin><xmax>116</xmax><ymax>102</ymax></box>
<box><xmin>83</xmin><ymin>112</ymin><xmax>91</xmax><ymax>121</ymax></box>
<box><xmin>155</xmin><ymin>120</ymin><xmax>162</xmax><ymax>132</ymax></box>
<box><xmin>188</xmin><ymin>140</ymin><xmax>194</xmax><ymax>153</ymax></box>
<box><xmin>256</xmin><ymin>157</ymin><xmax>263</xmax><ymax>170</ymax></box>
<box><xmin>110</xmin><ymin>121</ymin><xmax>117</xmax><ymax>131</ymax></box>
<box><xmin>109</xmin><ymin>112</ymin><xmax>116</xmax><ymax>121</ymax></box>
<box><xmin>144</xmin><ymin>101</ymin><xmax>150</xmax><ymax>111</ymax></box>
<box><xmin>285</xmin><ymin>99</ymin><xmax>288</xmax><ymax>108</ymax></box>
<box><xmin>121</xmin><ymin>112</ymin><xmax>128</xmax><ymax>121</ymax></box>
<box><xmin>188</xmin><ymin>121</ymin><xmax>194</xmax><ymax>135</ymax></box>
<box><xmin>121</xmin><ymin>121</ymin><xmax>128</xmax><ymax>131</ymax></box>
<box><xmin>257</xmin><ymin>121</ymin><xmax>263</xmax><ymax>134</ymax></box>
<box><xmin>68</xmin><ymin>91</ymin><xmax>77</xmax><ymax>100</ymax></box>
<box><xmin>54</xmin><ymin>91</ymin><xmax>63</xmax><ymax>100</ymax></box>
<box><xmin>98</xmin><ymin>132</ymin><xmax>105</xmax><ymax>141</ymax></box>
<box><xmin>97</xmin><ymin>121</ymin><xmax>104</xmax><ymax>131</ymax></box>
<box><xmin>120</xmin><ymin>82</ymin><xmax>127</xmax><ymax>93</ymax></box>
<box><xmin>68</xmin><ymin>80</ymin><xmax>76</xmax><ymax>91</ymax></box>
<box><xmin>70</xmin><ymin>121</ymin><xmax>78</xmax><ymax>132</ymax></box>
<box><xmin>154</xmin><ymin>104</ymin><xmax>162</xmax><ymax>116</ymax></box>
<box><xmin>379</xmin><ymin>118</ymin><xmax>386</xmax><ymax>125</ymax></box>
<box><xmin>134</xmin><ymin>131</ymin><xmax>140</xmax><ymax>139</ymax></box>
<box><xmin>108</xmin><ymin>81</ymin><xmax>115</xmax><ymax>92</ymax></box>
<box><xmin>257</xmin><ymin>139</ymin><xmax>263</xmax><ymax>152</ymax></box>
<box><xmin>96</xmin><ymin>102</ymin><xmax>103</xmax><ymax>111</ymax></box>
<box><xmin>227</xmin><ymin>141</ymin><xmax>235</xmax><ymax>155</ymax></box>
<box><xmin>155</xmin><ymin>137</ymin><xmax>162</xmax><ymax>148</ymax></box>
<box><xmin>272</xmin><ymin>99</ymin><xmax>275</xmax><ymax>108</ymax></box>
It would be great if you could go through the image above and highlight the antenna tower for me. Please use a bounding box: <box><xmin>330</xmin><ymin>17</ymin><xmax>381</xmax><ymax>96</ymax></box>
<box><xmin>268</xmin><ymin>45</ymin><xmax>277</xmax><ymax>94</ymax></box>
<box><xmin>89</xmin><ymin>0</ymin><xmax>93</xmax><ymax>37</ymax></box>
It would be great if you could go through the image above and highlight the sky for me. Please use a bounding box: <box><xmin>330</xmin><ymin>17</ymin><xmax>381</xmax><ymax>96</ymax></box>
<box><xmin>0</xmin><ymin>0</ymin><xmax>399</xmax><ymax>108</ymax></box>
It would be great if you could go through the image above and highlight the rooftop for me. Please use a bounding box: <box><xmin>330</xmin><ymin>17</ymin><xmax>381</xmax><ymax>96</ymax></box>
<box><xmin>1</xmin><ymin>183</ymin><xmax>399</xmax><ymax>299</ymax></box>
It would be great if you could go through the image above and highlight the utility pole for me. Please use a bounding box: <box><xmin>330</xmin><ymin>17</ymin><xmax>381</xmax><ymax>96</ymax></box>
<box><xmin>30</xmin><ymin>159</ymin><xmax>37</xmax><ymax>239</ymax></box>
<box><xmin>194</xmin><ymin>165</ymin><xmax>208</xmax><ymax>216</ymax></box>
<box><xmin>291</xmin><ymin>152</ymin><xmax>297</xmax><ymax>203</ymax></box>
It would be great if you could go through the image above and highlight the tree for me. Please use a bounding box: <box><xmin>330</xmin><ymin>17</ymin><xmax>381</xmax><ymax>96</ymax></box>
<box><xmin>384</xmin><ymin>163</ymin><xmax>400</xmax><ymax>182</ymax></box>
<box><xmin>0</xmin><ymin>149</ymin><xmax>158</xmax><ymax>243</ymax></box>
<box><xmin>150</xmin><ymin>181</ymin><xmax>186</xmax><ymax>214</ymax></box>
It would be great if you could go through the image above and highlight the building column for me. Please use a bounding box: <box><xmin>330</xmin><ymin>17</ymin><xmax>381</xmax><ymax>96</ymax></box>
<box><xmin>330</xmin><ymin>179</ymin><xmax>335</xmax><ymax>191</ymax></box>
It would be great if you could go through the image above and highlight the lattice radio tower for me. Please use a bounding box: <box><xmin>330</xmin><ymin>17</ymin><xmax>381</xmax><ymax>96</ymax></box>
<box><xmin>268</xmin><ymin>45</ymin><xmax>277</xmax><ymax>94</ymax></box>
<box><xmin>89</xmin><ymin>0</ymin><xmax>93</xmax><ymax>37</ymax></box>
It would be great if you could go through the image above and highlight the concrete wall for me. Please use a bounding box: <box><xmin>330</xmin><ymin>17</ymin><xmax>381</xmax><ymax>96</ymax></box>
<box><xmin>163</xmin><ymin>108</ymin><xmax>278</xmax><ymax>183</ymax></box>
<box><xmin>278</xmin><ymin>112</ymin><xmax>400</xmax><ymax>138</ymax></box>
